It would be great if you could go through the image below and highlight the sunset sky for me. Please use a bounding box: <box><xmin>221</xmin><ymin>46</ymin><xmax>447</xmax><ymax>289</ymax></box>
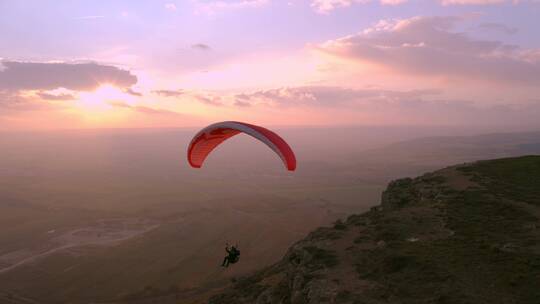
<box><xmin>1</xmin><ymin>0</ymin><xmax>539</xmax><ymax>130</ymax></box>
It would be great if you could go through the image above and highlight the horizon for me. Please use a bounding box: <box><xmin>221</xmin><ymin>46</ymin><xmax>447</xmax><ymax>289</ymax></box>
<box><xmin>8</xmin><ymin>122</ymin><xmax>535</xmax><ymax>132</ymax></box>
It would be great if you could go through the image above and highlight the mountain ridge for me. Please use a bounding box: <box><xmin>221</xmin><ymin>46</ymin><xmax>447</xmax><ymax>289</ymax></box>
<box><xmin>209</xmin><ymin>155</ymin><xmax>540</xmax><ymax>304</ymax></box>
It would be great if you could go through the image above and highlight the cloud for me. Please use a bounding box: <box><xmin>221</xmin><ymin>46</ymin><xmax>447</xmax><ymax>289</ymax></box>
<box><xmin>108</xmin><ymin>101</ymin><xmax>185</xmax><ymax>116</ymax></box>
<box><xmin>165</xmin><ymin>3</ymin><xmax>177</xmax><ymax>11</ymax></box>
<box><xmin>229</xmin><ymin>85</ymin><xmax>540</xmax><ymax>126</ymax></box>
<box><xmin>311</xmin><ymin>0</ymin><xmax>352</xmax><ymax>13</ymax></box>
<box><xmin>153</xmin><ymin>89</ymin><xmax>185</xmax><ymax>97</ymax></box>
<box><xmin>36</xmin><ymin>92</ymin><xmax>76</xmax><ymax>101</ymax></box>
<box><xmin>194</xmin><ymin>0</ymin><xmax>268</xmax><ymax>14</ymax></box>
<box><xmin>152</xmin><ymin>89</ymin><xmax>223</xmax><ymax>106</ymax></box>
<box><xmin>234</xmin><ymin>100</ymin><xmax>252</xmax><ymax>107</ymax></box>
<box><xmin>0</xmin><ymin>91</ymin><xmax>25</xmax><ymax>112</ymax></box>
<box><xmin>232</xmin><ymin>86</ymin><xmax>441</xmax><ymax>107</ymax></box>
<box><xmin>0</xmin><ymin>61</ymin><xmax>137</xmax><ymax>92</ymax></box>
<box><xmin>311</xmin><ymin>0</ymin><xmax>368</xmax><ymax>13</ymax></box>
<box><xmin>318</xmin><ymin>16</ymin><xmax>540</xmax><ymax>86</ymax></box>
<box><xmin>310</xmin><ymin>0</ymin><xmax>407</xmax><ymax>13</ymax></box>
<box><xmin>311</xmin><ymin>0</ymin><xmax>533</xmax><ymax>12</ymax></box>
<box><xmin>478</xmin><ymin>22</ymin><xmax>518</xmax><ymax>34</ymax></box>
<box><xmin>124</xmin><ymin>88</ymin><xmax>143</xmax><ymax>97</ymax></box>
<box><xmin>191</xmin><ymin>43</ymin><xmax>211</xmax><ymax>51</ymax></box>
<box><xmin>0</xmin><ymin>91</ymin><xmax>62</xmax><ymax>115</ymax></box>
<box><xmin>195</xmin><ymin>94</ymin><xmax>224</xmax><ymax>106</ymax></box>
<box><xmin>380</xmin><ymin>0</ymin><xmax>408</xmax><ymax>5</ymax></box>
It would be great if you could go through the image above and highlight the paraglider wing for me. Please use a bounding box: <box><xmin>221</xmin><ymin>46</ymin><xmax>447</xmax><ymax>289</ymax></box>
<box><xmin>187</xmin><ymin>121</ymin><xmax>296</xmax><ymax>171</ymax></box>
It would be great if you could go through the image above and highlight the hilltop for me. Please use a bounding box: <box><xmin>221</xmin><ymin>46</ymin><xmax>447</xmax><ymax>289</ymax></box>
<box><xmin>209</xmin><ymin>156</ymin><xmax>540</xmax><ymax>303</ymax></box>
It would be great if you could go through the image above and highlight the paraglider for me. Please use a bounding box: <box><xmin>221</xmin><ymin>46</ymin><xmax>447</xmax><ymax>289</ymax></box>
<box><xmin>221</xmin><ymin>243</ymin><xmax>240</xmax><ymax>267</ymax></box>
<box><xmin>187</xmin><ymin>121</ymin><xmax>296</xmax><ymax>171</ymax></box>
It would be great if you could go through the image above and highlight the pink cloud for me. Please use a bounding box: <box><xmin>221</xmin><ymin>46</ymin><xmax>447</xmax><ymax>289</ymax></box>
<box><xmin>194</xmin><ymin>94</ymin><xmax>224</xmax><ymax>106</ymax></box>
<box><xmin>440</xmin><ymin>0</ymin><xmax>505</xmax><ymax>5</ymax></box>
<box><xmin>311</xmin><ymin>0</ymin><xmax>407</xmax><ymax>13</ymax></box>
<box><xmin>229</xmin><ymin>85</ymin><xmax>540</xmax><ymax>127</ymax></box>
<box><xmin>0</xmin><ymin>91</ymin><xmax>65</xmax><ymax>115</ymax></box>
<box><xmin>380</xmin><ymin>0</ymin><xmax>408</xmax><ymax>5</ymax></box>
<box><xmin>195</xmin><ymin>0</ymin><xmax>268</xmax><ymax>14</ymax></box>
<box><xmin>318</xmin><ymin>16</ymin><xmax>540</xmax><ymax>86</ymax></box>
<box><xmin>36</xmin><ymin>92</ymin><xmax>76</xmax><ymax>101</ymax></box>
<box><xmin>233</xmin><ymin>86</ymin><xmax>440</xmax><ymax>108</ymax></box>
<box><xmin>152</xmin><ymin>89</ymin><xmax>185</xmax><ymax>97</ymax></box>
<box><xmin>108</xmin><ymin>101</ymin><xmax>187</xmax><ymax>117</ymax></box>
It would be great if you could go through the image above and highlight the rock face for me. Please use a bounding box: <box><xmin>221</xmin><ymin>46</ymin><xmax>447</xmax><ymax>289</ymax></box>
<box><xmin>381</xmin><ymin>177</ymin><xmax>415</xmax><ymax>210</ymax></box>
<box><xmin>209</xmin><ymin>156</ymin><xmax>540</xmax><ymax>304</ymax></box>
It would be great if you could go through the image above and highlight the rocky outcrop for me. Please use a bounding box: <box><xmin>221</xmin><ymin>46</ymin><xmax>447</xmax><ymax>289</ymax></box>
<box><xmin>381</xmin><ymin>177</ymin><xmax>415</xmax><ymax>210</ymax></box>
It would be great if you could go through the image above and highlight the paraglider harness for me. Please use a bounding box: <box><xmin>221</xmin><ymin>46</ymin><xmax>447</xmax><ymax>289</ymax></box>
<box><xmin>222</xmin><ymin>243</ymin><xmax>240</xmax><ymax>267</ymax></box>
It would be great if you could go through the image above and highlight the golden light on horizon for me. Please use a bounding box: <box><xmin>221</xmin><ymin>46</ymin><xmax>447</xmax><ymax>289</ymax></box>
<box><xmin>75</xmin><ymin>84</ymin><xmax>129</xmax><ymax>112</ymax></box>
<box><xmin>69</xmin><ymin>84</ymin><xmax>134</xmax><ymax>126</ymax></box>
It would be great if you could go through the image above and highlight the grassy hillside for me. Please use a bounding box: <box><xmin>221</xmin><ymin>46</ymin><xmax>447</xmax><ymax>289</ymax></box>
<box><xmin>210</xmin><ymin>156</ymin><xmax>540</xmax><ymax>303</ymax></box>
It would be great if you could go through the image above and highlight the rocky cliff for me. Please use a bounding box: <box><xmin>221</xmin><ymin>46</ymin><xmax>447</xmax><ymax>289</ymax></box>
<box><xmin>209</xmin><ymin>156</ymin><xmax>540</xmax><ymax>304</ymax></box>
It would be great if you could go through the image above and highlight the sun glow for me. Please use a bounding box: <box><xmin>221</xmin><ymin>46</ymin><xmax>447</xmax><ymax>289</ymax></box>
<box><xmin>76</xmin><ymin>84</ymin><xmax>131</xmax><ymax>111</ymax></box>
<box><xmin>69</xmin><ymin>84</ymin><xmax>137</xmax><ymax>126</ymax></box>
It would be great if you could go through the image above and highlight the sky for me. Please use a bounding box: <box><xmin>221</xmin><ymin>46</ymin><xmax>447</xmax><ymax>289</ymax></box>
<box><xmin>1</xmin><ymin>0</ymin><xmax>539</xmax><ymax>130</ymax></box>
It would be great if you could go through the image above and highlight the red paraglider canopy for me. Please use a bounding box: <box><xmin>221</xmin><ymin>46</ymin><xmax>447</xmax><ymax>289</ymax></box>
<box><xmin>187</xmin><ymin>121</ymin><xmax>296</xmax><ymax>171</ymax></box>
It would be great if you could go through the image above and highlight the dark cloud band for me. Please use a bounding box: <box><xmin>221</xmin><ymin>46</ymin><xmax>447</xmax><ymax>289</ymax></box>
<box><xmin>0</xmin><ymin>61</ymin><xmax>137</xmax><ymax>91</ymax></box>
